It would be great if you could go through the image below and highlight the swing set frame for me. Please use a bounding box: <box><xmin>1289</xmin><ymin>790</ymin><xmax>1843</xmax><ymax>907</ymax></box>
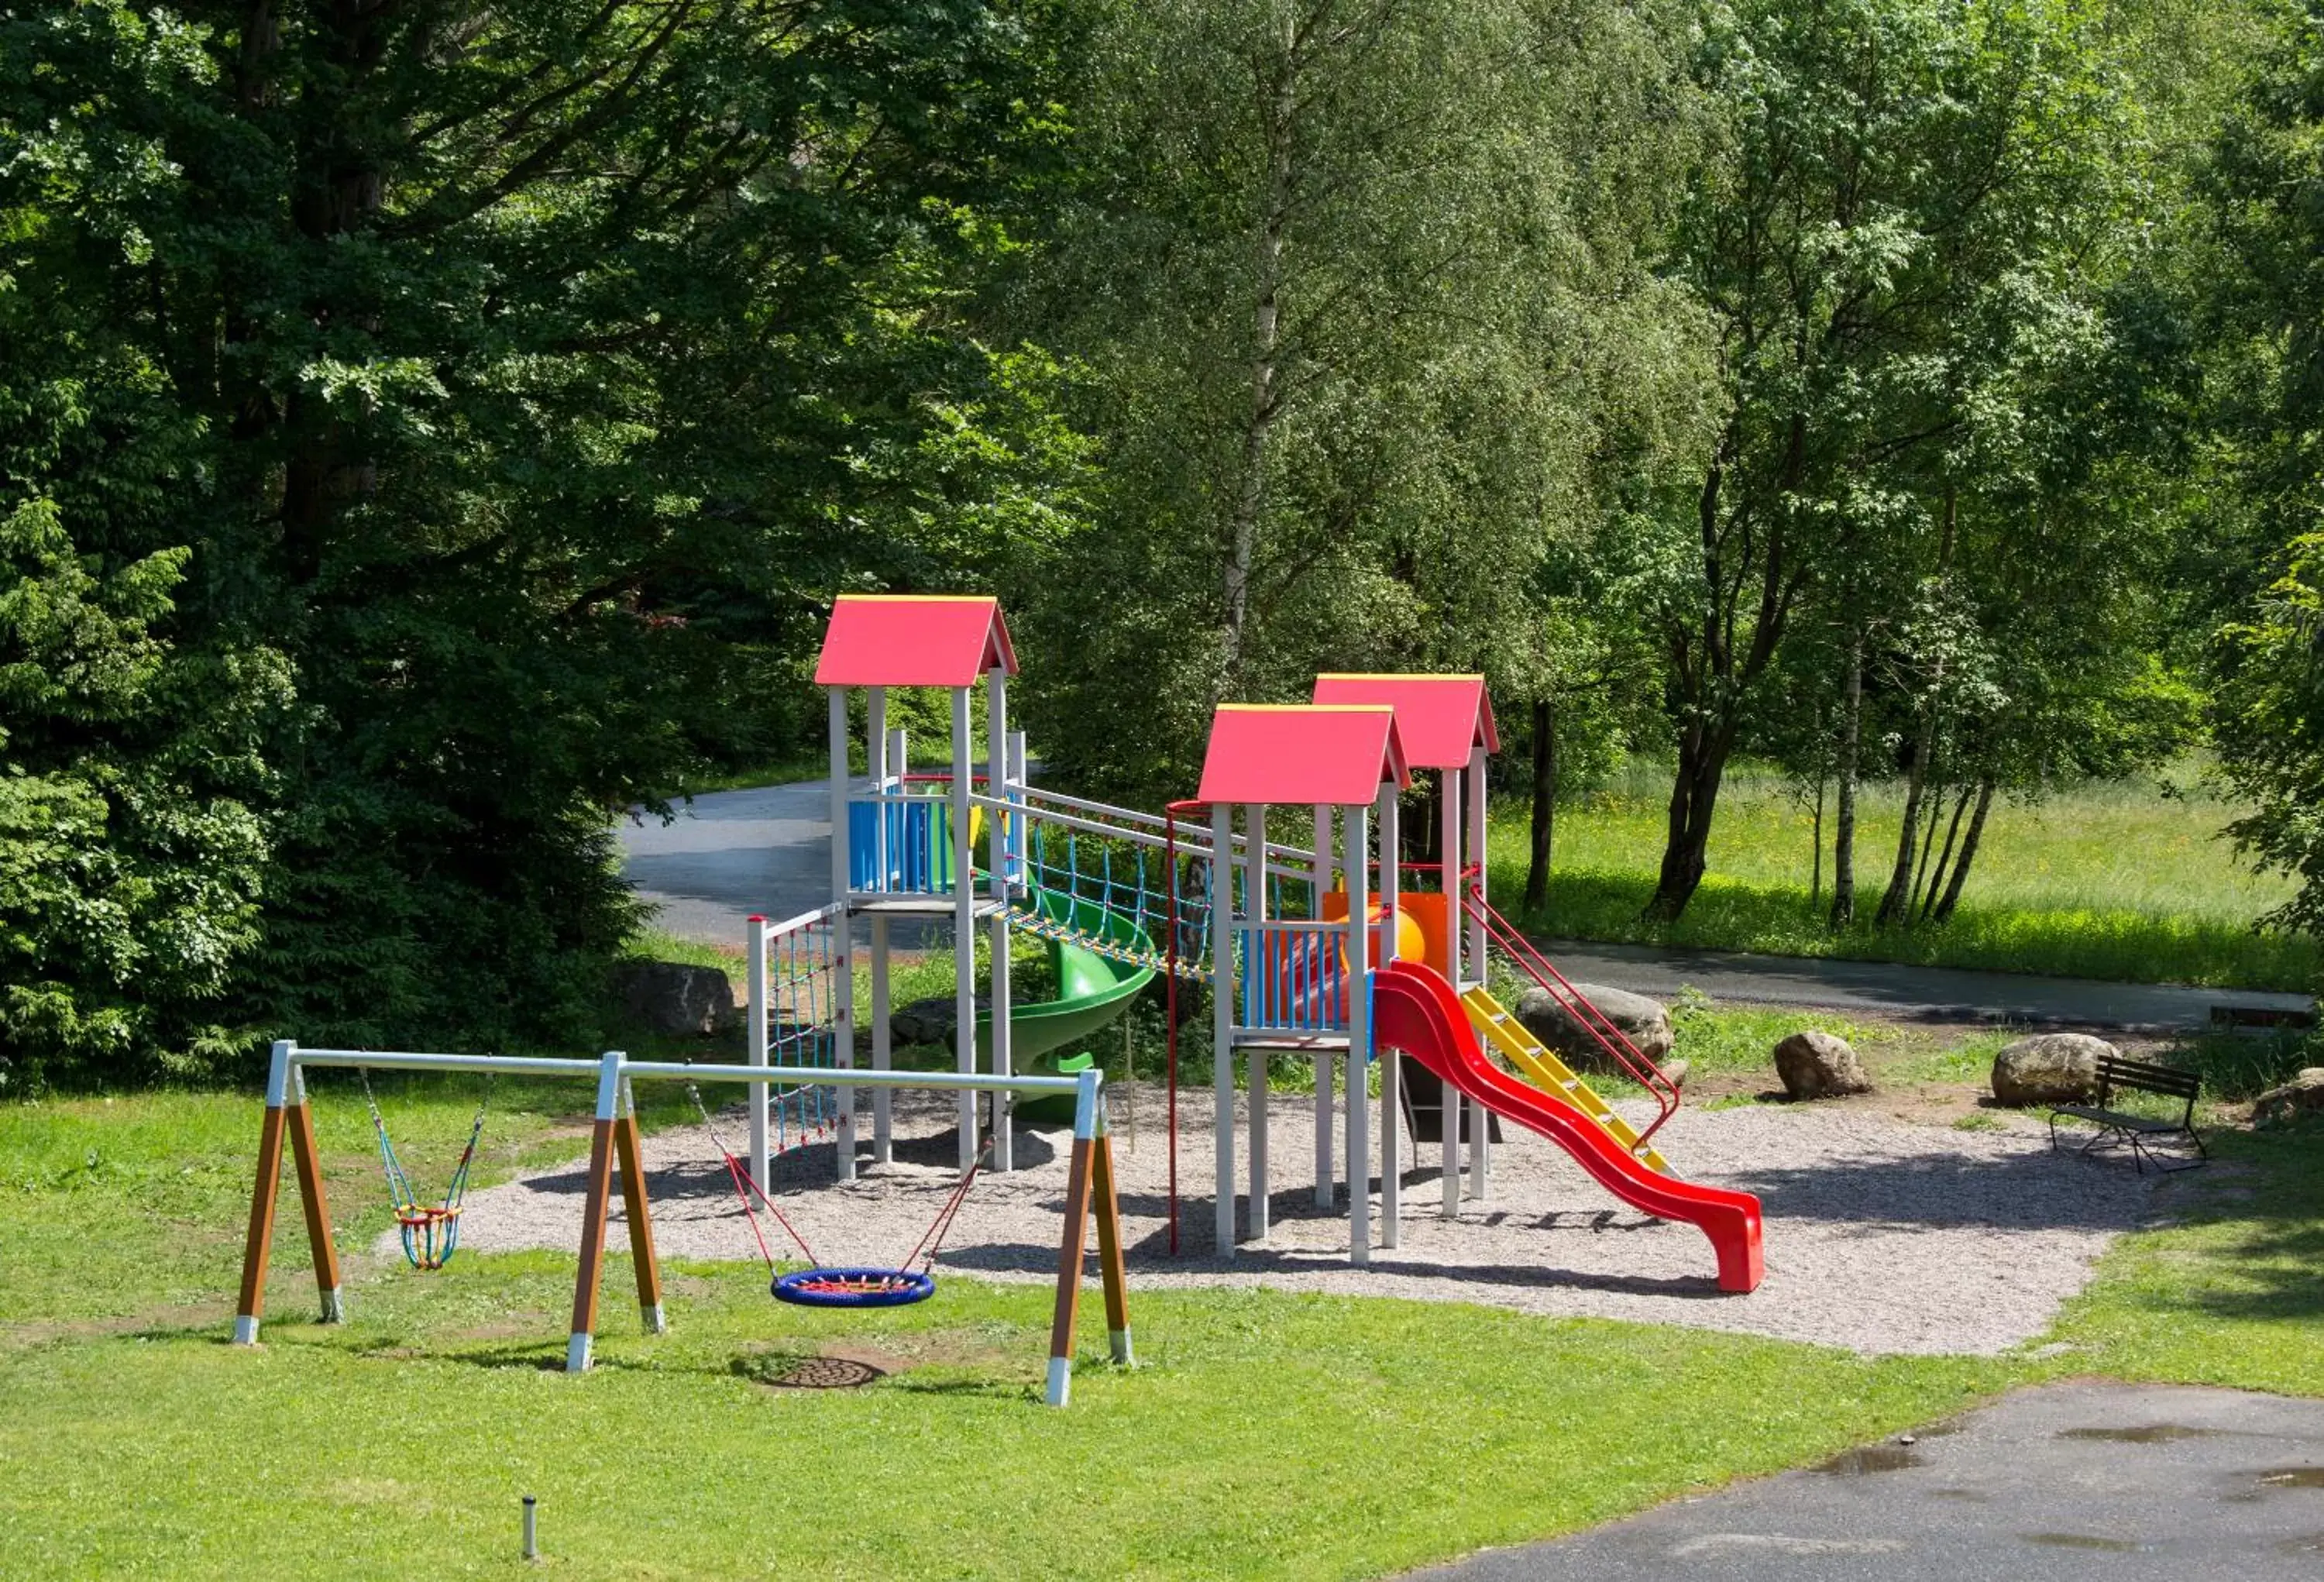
<box><xmin>232</xmin><ymin>1040</ymin><xmax>1133</xmax><ymax>1408</ymax></box>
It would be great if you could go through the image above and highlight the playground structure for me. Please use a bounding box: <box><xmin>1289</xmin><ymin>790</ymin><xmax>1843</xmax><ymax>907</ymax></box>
<box><xmin>745</xmin><ymin>594</ymin><xmax>1762</xmax><ymax>1290</ymax></box>
<box><xmin>230</xmin><ymin>1040</ymin><xmax>1131</xmax><ymax>1406</ymax></box>
<box><xmin>230</xmin><ymin>590</ymin><xmax>1758</xmax><ymax>1386</ymax></box>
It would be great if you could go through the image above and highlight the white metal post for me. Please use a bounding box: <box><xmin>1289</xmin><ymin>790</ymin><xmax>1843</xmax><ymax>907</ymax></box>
<box><xmin>1010</xmin><ymin>729</ymin><xmax>1030</xmax><ymax>887</ymax></box>
<box><xmin>1212</xmin><ymin>801</ymin><xmax>1236</xmax><ymax>1256</ymax></box>
<box><xmin>868</xmin><ymin>687</ymin><xmax>889</xmax><ymax>887</ymax></box>
<box><xmin>879</xmin><ymin>724</ymin><xmax>907</xmax><ymax>1159</ymax></box>
<box><xmin>1467</xmin><ymin>744</ymin><xmax>1491</xmax><ymax>1199</ymax></box>
<box><xmin>828</xmin><ymin>689</ymin><xmax>856</xmax><ymax>1181</ymax></box>
<box><xmin>988</xmin><ymin>668</ymin><xmax>1012</xmax><ymax>1171</ymax></box>
<box><xmin>1344</xmin><ymin>801</ymin><xmax>1370</xmax><ymax>1266</ymax></box>
<box><xmin>1244</xmin><ymin>803</ymin><xmax>1269</xmax><ymax>1240</ymax></box>
<box><xmin>746</xmin><ymin>915</ymin><xmax>769</xmax><ymax>1194</ymax></box>
<box><xmin>865</xmin><ymin>690</ymin><xmax>889</xmax><ymax>1168</ymax></box>
<box><xmin>870</xmin><ymin>913</ymin><xmax>892</xmax><ymax>1164</ymax></box>
<box><xmin>951</xmin><ymin>686</ymin><xmax>978</xmax><ymax>1171</ymax></box>
<box><xmin>1377</xmin><ymin>783</ymin><xmax>1401</xmax><ymax>1250</ymax></box>
<box><xmin>1440</xmin><ymin>763</ymin><xmax>1462</xmax><ymax>1216</ymax></box>
<box><xmin>1313</xmin><ymin>803</ymin><xmax>1334</xmax><ymax>1206</ymax></box>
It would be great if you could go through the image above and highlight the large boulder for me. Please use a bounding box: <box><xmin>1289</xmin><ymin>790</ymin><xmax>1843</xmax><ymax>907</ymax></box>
<box><xmin>1774</xmin><ymin>1030</ymin><xmax>1872</xmax><ymax>1099</ymax></box>
<box><xmin>891</xmin><ymin>995</ymin><xmax>988</xmax><ymax>1048</ymax></box>
<box><xmin>1991</xmin><ymin>1033</ymin><xmax>2111</xmax><ymax>1106</ymax></box>
<box><xmin>614</xmin><ymin>960</ymin><xmax>737</xmax><ymax>1037</ymax></box>
<box><xmin>1514</xmin><ymin>982</ymin><xmax>1674</xmax><ymax>1075</ymax></box>
<box><xmin>2254</xmin><ymin>1067</ymin><xmax>2324</xmax><ymax>1127</ymax></box>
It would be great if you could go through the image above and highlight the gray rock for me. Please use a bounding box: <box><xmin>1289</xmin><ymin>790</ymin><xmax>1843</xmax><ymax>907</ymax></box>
<box><xmin>1514</xmin><ymin>982</ymin><xmax>1674</xmax><ymax>1075</ymax></box>
<box><xmin>2254</xmin><ymin>1066</ymin><xmax>2324</xmax><ymax>1127</ymax></box>
<box><xmin>892</xmin><ymin>994</ymin><xmax>988</xmax><ymax>1047</ymax></box>
<box><xmin>614</xmin><ymin>960</ymin><xmax>737</xmax><ymax>1037</ymax></box>
<box><xmin>1774</xmin><ymin>1030</ymin><xmax>1872</xmax><ymax>1099</ymax></box>
<box><xmin>1992</xmin><ymin>1033</ymin><xmax>2112</xmax><ymax>1106</ymax></box>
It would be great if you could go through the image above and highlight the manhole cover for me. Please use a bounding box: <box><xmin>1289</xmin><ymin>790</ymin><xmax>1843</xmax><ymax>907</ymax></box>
<box><xmin>756</xmin><ymin>1354</ymin><xmax>886</xmax><ymax>1390</ymax></box>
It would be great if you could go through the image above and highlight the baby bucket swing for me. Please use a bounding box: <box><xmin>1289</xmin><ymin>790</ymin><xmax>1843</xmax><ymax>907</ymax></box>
<box><xmin>686</xmin><ymin>1080</ymin><xmax>989</xmax><ymax>1308</ymax></box>
<box><xmin>360</xmin><ymin>1070</ymin><xmax>490</xmax><ymax>1271</ymax></box>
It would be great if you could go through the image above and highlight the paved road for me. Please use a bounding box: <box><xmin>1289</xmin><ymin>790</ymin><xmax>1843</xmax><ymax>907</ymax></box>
<box><xmin>1413</xmin><ymin>1382</ymin><xmax>2324</xmax><ymax>1581</ymax></box>
<box><xmin>618</xmin><ymin>784</ymin><xmax>2312</xmax><ymax>1030</ymax></box>
<box><xmin>619</xmin><ymin>779</ymin><xmax>838</xmax><ymax>946</ymax></box>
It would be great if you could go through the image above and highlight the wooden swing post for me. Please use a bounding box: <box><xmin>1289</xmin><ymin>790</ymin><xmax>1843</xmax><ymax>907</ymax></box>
<box><xmin>234</xmin><ymin>1040</ymin><xmax>344</xmax><ymax>1345</ymax></box>
<box><xmin>1047</xmin><ymin>1067</ymin><xmax>1134</xmax><ymax>1407</ymax></box>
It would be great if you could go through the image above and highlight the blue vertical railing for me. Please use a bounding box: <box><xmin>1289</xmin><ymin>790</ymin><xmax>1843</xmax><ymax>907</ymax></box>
<box><xmin>1237</xmin><ymin>921</ymin><xmax>1350</xmax><ymax>1033</ymax></box>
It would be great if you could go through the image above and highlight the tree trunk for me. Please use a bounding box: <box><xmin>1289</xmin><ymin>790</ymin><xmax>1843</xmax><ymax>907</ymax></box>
<box><xmin>1525</xmin><ymin>697</ymin><xmax>1556</xmax><ymax>912</ymax></box>
<box><xmin>1876</xmin><ymin>677</ymin><xmax>1944</xmax><ymax>926</ymax></box>
<box><xmin>1644</xmin><ymin>718</ymin><xmax>1734</xmax><ymax>920</ymax></box>
<box><xmin>1810</xmin><ymin>775</ymin><xmax>1827</xmax><ymax>903</ymax></box>
<box><xmin>1919</xmin><ymin>784</ymin><xmax>1972</xmax><ymax>920</ymax></box>
<box><xmin>1932</xmin><ymin>779</ymin><xmax>1996</xmax><ymax>923</ymax></box>
<box><xmin>1829</xmin><ymin>631</ymin><xmax>1864</xmax><ymax>926</ymax></box>
<box><xmin>1220</xmin><ymin>32</ymin><xmax>1298</xmax><ymax>693</ymax></box>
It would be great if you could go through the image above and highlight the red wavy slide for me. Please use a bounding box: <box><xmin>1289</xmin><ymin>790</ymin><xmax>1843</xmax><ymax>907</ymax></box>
<box><xmin>1373</xmin><ymin>959</ymin><xmax>1765</xmax><ymax>1293</ymax></box>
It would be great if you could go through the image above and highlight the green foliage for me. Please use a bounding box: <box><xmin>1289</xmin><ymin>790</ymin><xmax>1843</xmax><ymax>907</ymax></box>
<box><xmin>2214</xmin><ymin>534</ymin><xmax>2324</xmax><ymax>934</ymax></box>
<box><xmin>2200</xmin><ymin>8</ymin><xmax>2324</xmax><ymax>941</ymax></box>
<box><xmin>1009</xmin><ymin>0</ymin><xmax>1715</xmax><ymax>803</ymax></box>
<box><xmin>0</xmin><ymin>102</ymin><xmax>292</xmax><ymax>1082</ymax></box>
<box><xmin>1</xmin><ymin>0</ymin><xmax>1082</xmax><ymax>1072</ymax></box>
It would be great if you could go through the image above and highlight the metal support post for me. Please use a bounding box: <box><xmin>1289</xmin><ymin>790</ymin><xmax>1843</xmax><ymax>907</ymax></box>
<box><xmin>1377</xmin><ymin>783</ymin><xmax>1401</xmax><ymax>1249</ymax></box>
<box><xmin>951</xmin><ymin>686</ymin><xmax>978</xmax><ymax>1170</ymax></box>
<box><xmin>870</xmin><ymin>913</ymin><xmax>892</xmax><ymax>1164</ymax></box>
<box><xmin>1313</xmin><ymin>803</ymin><xmax>1334</xmax><ymax>1206</ymax></box>
<box><xmin>746</xmin><ymin>916</ymin><xmax>768</xmax><ymax>1193</ymax></box>
<box><xmin>1245</xmin><ymin>803</ymin><xmax>1269</xmax><ymax>1240</ymax></box>
<box><xmin>1212</xmin><ymin>801</ymin><xmax>1236</xmax><ymax>1255</ymax></box>
<box><xmin>829</xmin><ymin>687</ymin><xmax>856</xmax><ymax>1182</ymax></box>
<box><xmin>1441</xmin><ymin>764</ymin><xmax>1463</xmax><ymax>1216</ymax></box>
<box><xmin>1466</xmin><ymin>745</ymin><xmax>1491</xmax><ymax>1199</ymax></box>
<box><xmin>988</xmin><ymin>667</ymin><xmax>1012</xmax><ymax>1171</ymax></box>
<box><xmin>1344</xmin><ymin>802</ymin><xmax>1371</xmax><ymax>1266</ymax></box>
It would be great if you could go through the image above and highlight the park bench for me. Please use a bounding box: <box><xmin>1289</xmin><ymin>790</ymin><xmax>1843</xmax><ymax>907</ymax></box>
<box><xmin>2049</xmin><ymin>1055</ymin><xmax>2205</xmax><ymax>1174</ymax></box>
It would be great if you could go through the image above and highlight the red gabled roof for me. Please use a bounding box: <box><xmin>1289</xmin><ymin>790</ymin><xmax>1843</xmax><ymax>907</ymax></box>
<box><xmin>812</xmin><ymin>595</ymin><xmax>1018</xmax><ymax>687</ymax></box>
<box><xmin>1196</xmin><ymin>705</ymin><xmax>1411</xmax><ymax>806</ymax></box>
<box><xmin>1312</xmin><ymin>674</ymin><xmax>1498</xmax><ymax>769</ymax></box>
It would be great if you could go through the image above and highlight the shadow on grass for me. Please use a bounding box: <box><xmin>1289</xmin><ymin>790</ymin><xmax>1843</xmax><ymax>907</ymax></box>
<box><xmin>2101</xmin><ymin>1127</ymin><xmax>2324</xmax><ymax>1330</ymax></box>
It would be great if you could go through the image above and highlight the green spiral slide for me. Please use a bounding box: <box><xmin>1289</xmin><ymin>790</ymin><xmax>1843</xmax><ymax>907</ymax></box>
<box><xmin>973</xmin><ymin>885</ymin><xmax>1156</xmax><ymax>1077</ymax></box>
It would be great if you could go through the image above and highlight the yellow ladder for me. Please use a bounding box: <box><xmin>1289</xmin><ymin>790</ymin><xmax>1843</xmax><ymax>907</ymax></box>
<box><xmin>1459</xmin><ymin>985</ymin><xmax>1672</xmax><ymax>1174</ymax></box>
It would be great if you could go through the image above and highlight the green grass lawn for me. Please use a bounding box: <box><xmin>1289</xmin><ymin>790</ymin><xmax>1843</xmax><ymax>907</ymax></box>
<box><xmin>1489</xmin><ymin>761</ymin><xmax>2321</xmax><ymax>992</ymax></box>
<box><xmin>3</xmin><ymin>1066</ymin><xmax>2322</xmax><ymax>1577</ymax></box>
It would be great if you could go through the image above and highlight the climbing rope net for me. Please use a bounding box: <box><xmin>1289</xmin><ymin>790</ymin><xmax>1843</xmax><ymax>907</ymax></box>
<box><xmin>759</xmin><ymin>906</ymin><xmax>842</xmax><ymax>1150</ymax></box>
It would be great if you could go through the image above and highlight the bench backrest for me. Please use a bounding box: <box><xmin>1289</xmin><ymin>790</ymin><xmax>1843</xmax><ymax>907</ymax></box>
<box><xmin>2095</xmin><ymin>1054</ymin><xmax>2200</xmax><ymax>1119</ymax></box>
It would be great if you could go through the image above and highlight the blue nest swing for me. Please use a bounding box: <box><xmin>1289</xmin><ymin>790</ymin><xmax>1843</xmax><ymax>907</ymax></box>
<box><xmin>689</xmin><ymin>1080</ymin><xmax>987</xmax><ymax>1315</ymax></box>
<box><xmin>772</xmin><ymin>1267</ymin><xmax>937</xmax><ymax>1308</ymax></box>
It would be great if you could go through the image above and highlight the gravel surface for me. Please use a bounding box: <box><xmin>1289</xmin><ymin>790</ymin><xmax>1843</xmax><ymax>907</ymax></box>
<box><xmin>445</xmin><ymin>1082</ymin><xmax>2177</xmax><ymax>1355</ymax></box>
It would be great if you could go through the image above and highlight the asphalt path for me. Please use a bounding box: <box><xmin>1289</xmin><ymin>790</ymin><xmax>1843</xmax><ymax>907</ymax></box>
<box><xmin>1411</xmin><ymin>1382</ymin><xmax>2324</xmax><ymax>1582</ymax></box>
<box><xmin>617</xmin><ymin>783</ymin><xmax>2312</xmax><ymax>1030</ymax></box>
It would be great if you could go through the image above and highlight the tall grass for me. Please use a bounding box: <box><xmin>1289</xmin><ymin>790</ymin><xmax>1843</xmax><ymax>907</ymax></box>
<box><xmin>1487</xmin><ymin>760</ymin><xmax>2321</xmax><ymax>992</ymax></box>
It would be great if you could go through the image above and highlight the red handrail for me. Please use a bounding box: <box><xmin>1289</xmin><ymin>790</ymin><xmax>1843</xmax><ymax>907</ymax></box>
<box><xmin>1459</xmin><ymin>872</ymin><xmax>1681</xmax><ymax>1147</ymax></box>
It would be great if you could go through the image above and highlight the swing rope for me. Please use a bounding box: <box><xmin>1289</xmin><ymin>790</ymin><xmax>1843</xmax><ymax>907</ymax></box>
<box><xmin>892</xmin><ymin>1133</ymin><xmax>994</xmax><ymax>1276</ymax></box>
<box><xmin>360</xmin><ymin>1069</ymin><xmax>490</xmax><ymax>1271</ymax></box>
<box><xmin>686</xmin><ymin>1082</ymin><xmax>822</xmax><ymax>1269</ymax></box>
<box><xmin>686</xmin><ymin>1078</ymin><xmax>994</xmax><ymax>1307</ymax></box>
